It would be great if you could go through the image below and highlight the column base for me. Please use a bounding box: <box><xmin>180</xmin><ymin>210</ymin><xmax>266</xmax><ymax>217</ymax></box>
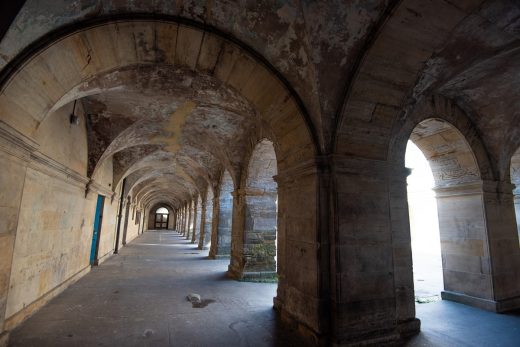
<box><xmin>329</xmin><ymin>318</ymin><xmax>420</xmax><ymax>347</ymax></box>
<box><xmin>226</xmin><ymin>264</ymin><xmax>243</xmax><ymax>279</ymax></box>
<box><xmin>397</xmin><ymin>318</ymin><xmax>421</xmax><ymax>338</ymax></box>
<box><xmin>442</xmin><ymin>290</ymin><xmax>520</xmax><ymax>312</ymax></box>
<box><xmin>274</xmin><ymin>295</ymin><xmax>421</xmax><ymax>347</ymax></box>
<box><xmin>241</xmin><ymin>270</ymin><xmax>277</xmax><ymax>282</ymax></box>
<box><xmin>273</xmin><ymin>296</ymin><xmax>325</xmax><ymax>346</ymax></box>
<box><xmin>207</xmin><ymin>254</ymin><xmax>230</xmax><ymax>260</ymax></box>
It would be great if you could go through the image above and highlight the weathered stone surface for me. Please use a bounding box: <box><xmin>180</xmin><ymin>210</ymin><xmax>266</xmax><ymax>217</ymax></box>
<box><xmin>2</xmin><ymin>1</ymin><xmax>520</xmax><ymax>345</ymax></box>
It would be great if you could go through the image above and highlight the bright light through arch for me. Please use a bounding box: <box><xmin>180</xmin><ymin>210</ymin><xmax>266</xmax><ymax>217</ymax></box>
<box><xmin>405</xmin><ymin>140</ymin><xmax>443</xmax><ymax>301</ymax></box>
<box><xmin>156</xmin><ymin>207</ymin><xmax>169</xmax><ymax>214</ymax></box>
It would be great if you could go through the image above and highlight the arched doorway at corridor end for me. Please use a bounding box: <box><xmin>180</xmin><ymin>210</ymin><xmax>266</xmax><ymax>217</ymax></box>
<box><xmin>154</xmin><ymin>207</ymin><xmax>169</xmax><ymax>230</ymax></box>
<box><xmin>147</xmin><ymin>205</ymin><xmax>174</xmax><ymax>231</ymax></box>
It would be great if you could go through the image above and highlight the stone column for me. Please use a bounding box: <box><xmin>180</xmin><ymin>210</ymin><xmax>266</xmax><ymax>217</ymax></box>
<box><xmin>483</xmin><ymin>181</ymin><xmax>520</xmax><ymax>312</ymax></box>
<box><xmin>201</xmin><ymin>195</ymin><xmax>213</xmax><ymax>250</ymax></box>
<box><xmin>0</xmin><ymin>121</ymin><xmax>39</xmax><ymax>344</ymax></box>
<box><xmin>437</xmin><ymin>180</ymin><xmax>520</xmax><ymax>311</ymax></box>
<box><xmin>241</xmin><ymin>188</ymin><xmax>278</xmax><ymax>280</ymax></box>
<box><xmin>515</xmin><ymin>190</ymin><xmax>520</xmax><ymax>240</ymax></box>
<box><xmin>330</xmin><ymin>155</ymin><xmax>419</xmax><ymax>345</ymax></box>
<box><xmin>191</xmin><ymin>199</ymin><xmax>199</xmax><ymax>244</ymax></box>
<box><xmin>198</xmin><ymin>200</ymin><xmax>207</xmax><ymax>250</ymax></box>
<box><xmin>209</xmin><ymin>192</ymin><xmax>232</xmax><ymax>259</ymax></box>
<box><xmin>227</xmin><ymin>190</ymin><xmax>246</xmax><ymax>279</ymax></box>
<box><xmin>177</xmin><ymin>209</ymin><xmax>181</xmax><ymax>233</ymax></box>
<box><xmin>208</xmin><ymin>195</ymin><xmax>220</xmax><ymax>258</ymax></box>
<box><xmin>180</xmin><ymin>206</ymin><xmax>185</xmax><ymax>235</ymax></box>
<box><xmin>184</xmin><ymin>204</ymin><xmax>189</xmax><ymax>237</ymax></box>
<box><xmin>182</xmin><ymin>206</ymin><xmax>187</xmax><ymax>235</ymax></box>
<box><xmin>271</xmin><ymin>158</ymin><xmax>325</xmax><ymax>344</ymax></box>
<box><xmin>184</xmin><ymin>203</ymin><xmax>190</xmax><ymax>240</ymax></box>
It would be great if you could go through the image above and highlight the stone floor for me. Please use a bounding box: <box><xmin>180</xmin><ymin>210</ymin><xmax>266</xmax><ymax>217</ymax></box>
<box><xmin>407</xmin><ymin>301</ymin><xmax>520</xmax><ymax>346</ymax></box>
<box><xmin>9</xmin><ymin>231</ymin><xmax>520</xmax><ymax>346</ymax></box>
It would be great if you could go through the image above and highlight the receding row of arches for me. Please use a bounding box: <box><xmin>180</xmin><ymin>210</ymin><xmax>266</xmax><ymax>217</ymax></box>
<box><xmin>1</xmin><ymin>8</ymin><xmax>520</xmax><ymax>346</ymax></box>
<box><xmin>146</xmin><ymin>139</ymin><xmax>279</xmax><ymax>279</ymax></box>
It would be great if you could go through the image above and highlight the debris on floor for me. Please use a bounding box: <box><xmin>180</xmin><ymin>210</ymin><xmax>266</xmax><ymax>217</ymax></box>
<box><xmin>186</xmin><ymin>293</ymin><xmax>215</xmax><ymax>308</ymax></box>
<box><xmin>186</xmin><ymin>293</ymin><xmax>201</xmax><ymax>303</ymax></box>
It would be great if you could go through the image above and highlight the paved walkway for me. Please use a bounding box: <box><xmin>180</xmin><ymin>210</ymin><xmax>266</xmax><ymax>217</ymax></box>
<box><xmin>407</xmin><ymin>300</ymin><xmax>520</xmax><ymax>346</ymax></box>
<box><xmin>9</xmin><ymin>231</ymin><xmax>309</xmax><ymax>347</ymax></box>
<box><xmin>9</xmin><ymin>231</ymin><xmax>520</xmax><ymax>346</ymax></box>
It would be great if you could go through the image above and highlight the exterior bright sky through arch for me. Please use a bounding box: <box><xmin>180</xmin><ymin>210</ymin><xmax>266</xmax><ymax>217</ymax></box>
<box><xmin>405</xmin><ymin>140</ymin><xmax>443</xmax><ymax>298</ymax></box>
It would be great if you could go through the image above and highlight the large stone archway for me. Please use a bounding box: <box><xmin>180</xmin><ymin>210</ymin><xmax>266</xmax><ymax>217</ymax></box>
<box><xmin>330</xmin><ymin>0</ymin><xmax>520</xmax><ymax>343</ymax></box>
<box><xmin>0</xmin><ymin>17</ymin><xmax>324</xmax><ymax>341</ymax></box>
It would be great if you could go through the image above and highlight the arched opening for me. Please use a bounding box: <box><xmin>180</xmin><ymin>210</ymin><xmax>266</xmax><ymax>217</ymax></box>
<box><xmin>407</xmin><ymin>119</ymin><xmax>491</xmax><ymax>308</ymax></box>
<box><xmin>406</xmin><ymin>141</ymin><xmax>443</xmax><ymax>302</ymax></box>
<box><xmin>0</xmin><ymin>18</ymin><xmax>319</xmax><ymax>338</ymax></box>
<box><xmin>209</xmin><ymin>170</ymin><xmax>233</xmax><ymax>258</ymax></box>
<box><xmin>242</xmin><ymin>139</ymin><xmax>278</xmax><ymax>280</ymax></box>
<box><xmin>154</xmin><ymin>207</ymin><xmax>170</xmax><ymax>230</ymax></box>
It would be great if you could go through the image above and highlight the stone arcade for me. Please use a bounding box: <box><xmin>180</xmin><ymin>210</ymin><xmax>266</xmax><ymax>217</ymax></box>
<box><xmin>1</xmin><ymin>1</ymin><xmax>520</xmax><ymax>346</ymax></box>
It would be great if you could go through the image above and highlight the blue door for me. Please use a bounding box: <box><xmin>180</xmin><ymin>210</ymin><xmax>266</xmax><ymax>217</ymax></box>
<box><xmin>90</xmin><ymin>195</ymin><xmax>105</xmax><ymax>265</ymax></box>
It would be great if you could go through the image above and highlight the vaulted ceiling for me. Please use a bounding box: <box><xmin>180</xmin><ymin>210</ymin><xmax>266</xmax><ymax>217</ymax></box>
<box><xmin>2</xmin><ymin>0</ymin><xmax>520</xmax><ymax>209</ymax></box>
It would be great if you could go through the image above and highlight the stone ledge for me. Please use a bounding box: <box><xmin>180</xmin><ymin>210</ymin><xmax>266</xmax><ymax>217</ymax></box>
<box><xmin>441</xmin><ymin>291</ymin><xmax>520</xmax><ymax>312</ymax></box>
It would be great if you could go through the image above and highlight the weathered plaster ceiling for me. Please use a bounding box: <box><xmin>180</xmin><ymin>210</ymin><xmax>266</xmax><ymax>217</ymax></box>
<box><xmin>0</xmin><ymin>0</ymin><xmax>392</xmax><ymax>148</ymax></box>
<box><xmin>77</xmin><ymin>64</ymin><xmax>256</xmax><ymax>208</ymax></box>
<box><xmin>3</xmin><ymin>0</ymin><xmax>520</xmax><ymax>206</ymax></box>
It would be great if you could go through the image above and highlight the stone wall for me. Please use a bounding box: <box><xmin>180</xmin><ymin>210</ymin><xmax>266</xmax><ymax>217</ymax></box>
<box><xmin>0</xmin><ymin>102</ymin><xmax>116</xmax><ymax>333</ymax></box>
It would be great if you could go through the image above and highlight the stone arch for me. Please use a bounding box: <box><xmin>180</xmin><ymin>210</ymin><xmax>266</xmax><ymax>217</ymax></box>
<box><xmin>387</xmin><ymin>95</ymin><xmax>517</xmax><ymax>316</ymax></box>
<box><xmin>404</xmin><ymin>118</ymin><xmax>490</xmax><ymax>299</ymax></box>
<box><xmin>241</xmin><ymin>139</ymin><xmax>278</xmax><ymax>280</ymax></box>
<box><xmin>0</xmin><ymin>17</ymin><xmax>323</xmax><ymax>338</ymax></box>
<box><xmin>0</xmin><ymin>19</ymin><xmax>317</xmax><ymax>166</ymax></box>
<box><xmin>388</xmin><ymin>95</ymin><xmax>494</xmax><ymax>182</ymax></box>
